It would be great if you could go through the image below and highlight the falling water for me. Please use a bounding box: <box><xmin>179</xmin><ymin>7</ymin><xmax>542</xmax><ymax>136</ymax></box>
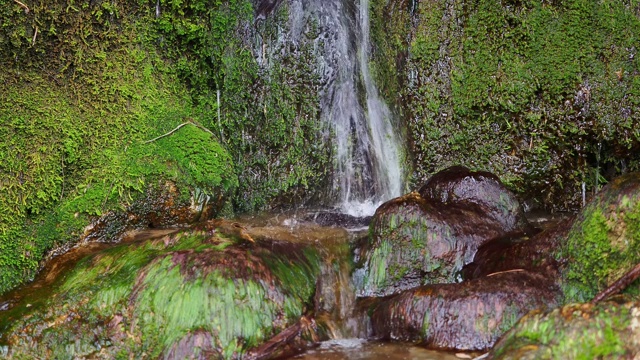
<box><xmin>328</xmin><ymin>0</ymin><xmax>404</xmax><ymax>216</ymax></box>
<box><xmin>255</xmin><ymin>0</ymin><xmax>404</xmax><ymax>216</ymax></box>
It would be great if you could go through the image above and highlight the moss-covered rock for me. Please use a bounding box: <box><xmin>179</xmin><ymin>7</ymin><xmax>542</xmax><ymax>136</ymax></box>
<box><xmin>489</xmin><ymin>300</ymin><xmax>640</xmax><ymax>359</ymax></box>
<box><xmin>0</xmin><ymin>220</ymin><xmax>320</xmax><ymax>359</ymax></box>
<box><xmin>459</xmin><ymin>172</ymin><xmax>640</xmax><ymax>304</ymax></box>
<box><xmin>370</xmin><ymin>0</ymin><xmax>640</xmax><ymax>212</ymax></box>
<box><xmin>354</xmin><ymin>167</ymin><xmax>530</xmax><ymax>297</ymax></box>
<box><xmin>559</xmin><ymin>172</ymin><xmax>640</xmax><ymax>303</ymax></box>
<box><xmin>0</xmin><ymin>0</ymin><xmax>331</xmax><ymax>295</ymax></box>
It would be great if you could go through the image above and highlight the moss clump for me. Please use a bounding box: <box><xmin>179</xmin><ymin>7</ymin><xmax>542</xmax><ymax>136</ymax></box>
<box><xmin>559</xmin><ymin>174</ymin><xmax>640</xmax><ymax>303</ymax></box>
<box><xmin>490</xmin><ymin>302</ymin><xmax>637</xmax><ymax>359</ymax></box>
<box><xmin>0</xmin><ymin>229</ymin><xmax>320</xmax><ymax>359</ymax></box>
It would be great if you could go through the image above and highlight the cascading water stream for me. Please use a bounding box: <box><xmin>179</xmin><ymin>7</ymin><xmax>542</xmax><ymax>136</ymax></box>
<box><xmin>327</xmin><ymin>0</ymin><xmax>404</xmax><ymax>217</ymax></box>
<box><xmin>254</xmin><ymin>0</ymin><xmax>406</xmax><ymax>341</ymax></box>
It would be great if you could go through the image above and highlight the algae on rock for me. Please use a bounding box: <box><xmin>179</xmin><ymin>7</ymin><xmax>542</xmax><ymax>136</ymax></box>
<box><xmin>0</xmin><ymin>224</ymin><xmax>321</xmax><ymax>359</ymax></box>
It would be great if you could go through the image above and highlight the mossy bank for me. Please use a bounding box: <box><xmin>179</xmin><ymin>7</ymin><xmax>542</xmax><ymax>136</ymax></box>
<box><xmin>0</xmin><ymin>0</ymin><xmax>330</xmax><ymax>294</ymax></box>
<box><xmin>0</xmin><ymin>223</ymin><xmax>321</xmax><ymax>359</ymax></box>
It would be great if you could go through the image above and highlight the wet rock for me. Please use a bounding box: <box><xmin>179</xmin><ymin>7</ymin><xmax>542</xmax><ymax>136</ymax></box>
<box><xmin>418</xmin><ymin>166</ymin><xmax>528</xmax><ymax>232</ymax></box>
<box><xmin>461</xmin><ymin>222</ymin><xmax>567</xmax><ymax>281</ymax></box>
<box><xmin>557</xmin><ymin>172</ymin><xmax>640</xmax><ymax>303</ymax></box>
<box><xmin>369</xmin><ymin>271</ymin><xmax>559</xmax><ymax>351</ymax></box>
<box><xmin>164</xmin><ymin>330</ymin><xmax>217</xmax><ymax>360</ymax></box>
<box><xmin>354</xmin><ymin>166</ymin><xmax>530</xmax><ymax>297</ymax></box>
<box><xmin>82</xmin><ymin>180</ymin><xmax>225</xmax><ymax>243</ymax></box>
<box><xmin>465</xmin><ymin>172</ymin><xmax>640</xmax><ymax>303</ymax></box>
<box><xmin>0</xmin><ymin>220</ymin><xmax>321</xmax><ymax>359</ymax></box>
<box><xmin>304</xmin><ymin>211</ymin><xmax>372</xmax><ymax>229</ymax></box>
<box><xmin>489</xmin><ymin>300</ymin><xmax>640</xmax><ymax>359</ymax></box>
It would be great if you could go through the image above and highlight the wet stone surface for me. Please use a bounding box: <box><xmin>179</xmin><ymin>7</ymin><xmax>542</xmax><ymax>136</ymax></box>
<box><xmin>369</xmin><ymin>271</ymin><xmax>559</xmax><ymax>351</ymax></box>
<box><xmin>489</xmin><ymin>299</ymin><xmax>640</xmax><ymax>359</ymax></box>
<box><xmin>354</xmin><ymin>166</ymin><xmax>532</xmax><ymax>297</ymax></box>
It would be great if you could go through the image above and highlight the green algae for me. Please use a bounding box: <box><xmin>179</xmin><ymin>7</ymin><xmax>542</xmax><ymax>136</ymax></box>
<box><xmin>491</xmin><ymin>302</ymin><xmax>636</xmax><ymax>359</ymax></box>
<box><xmin>134</xmin><ymin>256</ymin><xmax>277</xmax><ymax>357</ymax></box>
<box><xmin>0</xmin><ymin>230</ymin><xmax>320</xmax><ymax>359</ymax></box>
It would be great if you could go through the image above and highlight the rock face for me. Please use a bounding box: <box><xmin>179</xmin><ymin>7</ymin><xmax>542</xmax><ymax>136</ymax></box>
<box><xmin>0</xmin><ymin>220</ymin><xmax>320</xmax><ymax>359</ymax></box>
<box><xmin>354</xmin><ymin>166</ymin><xmax>530</xmax><ymax>297</ymax></box>
<box><xmin>369</xmin><ymin>0</ymin><xmax>640</xmax><ymax>212</ymax></box>
<box><xmin>489</xmin><ymin>300</ymin><xmax>640</xmax><ymax>359</ymax></box>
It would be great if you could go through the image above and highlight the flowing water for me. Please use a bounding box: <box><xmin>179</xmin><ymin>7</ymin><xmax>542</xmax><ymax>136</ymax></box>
<box><xmin>326</xmin><ymin>0</ymin><xmax>404</xmax><ymax>216</ymax></box>
<box><xmin>262</xmin><ymin>0</ymin><xmax>404</xmax><ymax>216</ymax></box>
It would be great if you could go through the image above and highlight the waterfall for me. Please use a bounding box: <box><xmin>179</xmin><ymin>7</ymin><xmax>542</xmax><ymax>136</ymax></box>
<box><xmin>324</xmin><ymin>0</ymin><xmax>404</xmax><ymax>216</ymax></box>
<box><xmin>256</xmin><ymin>0</ymin><xmax>404</xmax><ymax>216</ymax></box>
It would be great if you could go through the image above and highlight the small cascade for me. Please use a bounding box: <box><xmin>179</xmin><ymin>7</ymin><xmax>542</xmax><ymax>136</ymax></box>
<box><xmin>326</xmin><ymin>0</ymin><xmax>404</xmax><ymax>217</ymax></box>
<box><xmin>254</xmin><ymin>0</ymin><xmax>404</xmax><ymax>216</ymax></box>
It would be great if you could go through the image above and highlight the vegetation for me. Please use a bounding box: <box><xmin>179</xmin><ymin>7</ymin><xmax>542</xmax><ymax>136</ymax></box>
<box><xmin>370</xmin><ymin>0</ymin><xmax>640</xmax><ymax>211</ymax></box>
<box><xmin>0</xmin><ymin>0</ymin><xmax>330</xmax><ymax>294</ymax></box>
<box><xmin>490</xmin><ymin>302</ymin><xmax>635</xmax><ymax>359</ymax></box>
<box><xmin>559</xmin><ymin>173</ymin><xmax>640</xmax><ymax>303</ymax></box>
<box><xmin>0</xmin><ymin>229</ymin><xmax>321</xmax><ymax>358</ymax></box>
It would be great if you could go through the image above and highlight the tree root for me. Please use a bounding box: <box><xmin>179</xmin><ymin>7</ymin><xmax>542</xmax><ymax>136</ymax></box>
<box><xmin>592</xmin><ymin>262</ymin><xmax>640</xmax><ymax>303</ymax></box>
<box><xmin>245</xmin><ymin>316</ymin><xmax>317</xmax><ymax>360</ymax></box>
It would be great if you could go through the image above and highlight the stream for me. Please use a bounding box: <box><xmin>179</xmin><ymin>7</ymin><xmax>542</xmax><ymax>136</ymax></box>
<box><xmin>0</xmin><ymin>207</ymin><xmax>563</xmax><ymax>359</ymax></box>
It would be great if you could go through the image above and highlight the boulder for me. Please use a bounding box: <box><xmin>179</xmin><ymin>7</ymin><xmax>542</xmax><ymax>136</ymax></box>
<box><xmin>369</xmin><ymin>271</ymin><xmax>559</xmax><ymax>351</ymax></box>
<box><xmin>489</xmin><ymin>300</ymin><xmax>640</xmax><ymax>359</ymax></box>
<box><xmin>354</xmin><ymin>166</ymin><xmax>530</xmax><ymax>297</ymax></box>
<box><xmin>0</xmin><ymin>220</ymin><xmax>320</xmax><ymax>359</ymax></box>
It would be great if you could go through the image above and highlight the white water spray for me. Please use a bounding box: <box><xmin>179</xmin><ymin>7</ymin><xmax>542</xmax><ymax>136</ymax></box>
<box><xmin>256</xmin><ymin>0</ymin><xmax>404</xmax><ymax>216</ymax></box>
<box><xmin>326</xmin><ymin>0</ymin><xmax>404</xmax><ymax>216</ymax></box>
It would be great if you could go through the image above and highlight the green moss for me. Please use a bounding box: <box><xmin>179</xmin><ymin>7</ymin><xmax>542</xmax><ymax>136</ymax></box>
<box><xmin>492</xmin><ymin>303</ymin><xmax>632</xmax><ymax>359</ymax></box>
<box><xmin>1</xmin><ymin>0</ymin><xmax>333</xmax><ymax>296</ymax></box>
<box><xmin>370</xmin><ymin>0</ymin><xmax>640</xmax><ymax>211</ymax></box>
<box><xmin>560</xmin><ymin>191</ymin><xmax>640</xmax><ymax>303</ymax></box>
<box><xmin>0</xmin><ymin>0</ymin><xmax>245</xmax><ymax>294</ymax></box>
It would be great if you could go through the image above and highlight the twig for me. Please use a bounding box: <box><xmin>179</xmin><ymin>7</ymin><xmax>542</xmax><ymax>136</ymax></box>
<box><xmin>592</xmin><ymin>262</ymin><xmax>640</xmax><ymax>303</ymax></box>
<box><xmin>13</xmin><ymin>0</ymin><xmax>29</xmax><ymax>13</ymax></box>
<box><xmin>487</xmin><ymin>269</ymin><xmax>524</xmax><ymax>277</ymax></box>
<box><xmin>144</xmin><ymin>121</ymin><xmax>219</xmax><ymax>144</ymax></box>
<box><xmin>32</xmin><ymin>26</ymin><xmax>38</xmax><ymax>45</ymax></box>
<box><xmin>143</xmin><ymin>122</ymin><xmax>191</xmax><ymax>143</ymax></box>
